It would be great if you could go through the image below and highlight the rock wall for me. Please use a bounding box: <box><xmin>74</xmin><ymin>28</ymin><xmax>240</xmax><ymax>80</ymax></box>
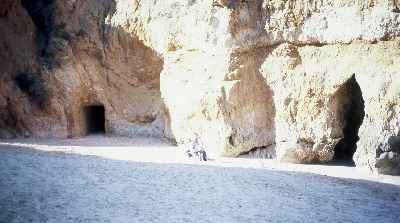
<box><xmin>261</xmin><ymin>40</ymin><xmax>400</xmax><ymax>175</ymax></box>
<box><xmin>0</xmin><ymin>0</ymin><xmax>55</xmax><ymax>138</ymax></box>
<box><xmin>1</xmin><ymin>0</ymin><xmax>399</xmax><ymax>174</ymax></box>
<box><xmin>0</xmin><ymin>0</ymin><xmax>166</xmax><ymax>139</ymax></box>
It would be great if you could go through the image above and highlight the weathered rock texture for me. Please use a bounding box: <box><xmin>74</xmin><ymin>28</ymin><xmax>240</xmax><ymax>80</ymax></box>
<box><xmin>261</xmin><ymin>40</ymin><xmax>399</xmax><ymax>173</ymax></box>
<box><xmin>1</xmin><ymin>0</ymin><xmax>167</xmax><ymax>139</ymax></box>
<box><xmin>1</xmin><ymin>0</ymin><xmax>399</xmax><ymax>174</ymax></box>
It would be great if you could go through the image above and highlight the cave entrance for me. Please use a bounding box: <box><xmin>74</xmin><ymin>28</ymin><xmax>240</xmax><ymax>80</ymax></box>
<box><xmin>84</xmin><ymin>105</ymin><xmax>105</xmax><ymax>135</ymax></box>
<box><xmin>332</xmin><ymin>75</ymin><xmax>365</xmax><ymax>165</ymax></box>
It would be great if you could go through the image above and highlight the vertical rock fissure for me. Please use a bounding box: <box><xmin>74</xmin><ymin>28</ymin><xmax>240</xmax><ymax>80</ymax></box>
<box><xmin>333</xmin><ymin>75</ymin><xmax>365</xmax><ymax>164</ymax></box>
<box><xmin>21</xmin><ymin>0</ymin><xmax>55</xmax><ymax>57</ymax></box>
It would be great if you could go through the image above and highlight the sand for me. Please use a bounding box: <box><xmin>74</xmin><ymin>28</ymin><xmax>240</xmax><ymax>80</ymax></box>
<box><xmin>1</xmin><ymin>135</ymin><xmax>399</xmax><ymax>223</ymax></box>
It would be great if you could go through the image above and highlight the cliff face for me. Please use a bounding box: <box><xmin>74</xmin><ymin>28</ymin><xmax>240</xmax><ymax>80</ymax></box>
<box><xmin>1</xmin><ymin>0</ymin><xmax>399</xmax><ymax>174</ymax></box>
<box><xmin>0</xmin><ymin>0</ymin><xmax>166</xmax><ymax>139</ymax></box>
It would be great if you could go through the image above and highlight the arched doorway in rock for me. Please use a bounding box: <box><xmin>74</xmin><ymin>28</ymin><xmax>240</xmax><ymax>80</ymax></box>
<box><xmin>84</xmin><ymin>105</ymin><xmax>105</xmax><ymax>135</ymax></box>
<box><xmin>332</xmin><ymin>74</ymin><xmax>365</xmax><ymax>165</ymax></box>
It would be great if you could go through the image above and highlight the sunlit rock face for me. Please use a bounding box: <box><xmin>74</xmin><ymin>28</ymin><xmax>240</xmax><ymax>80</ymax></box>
<box><xmin>111</xmin><ymin>0</ymin><xmax>400</xmax><ymax>50</ymax></box>
<box><xmin>259</xmin><ymin>0</ymin><xmax>400</xmax><ymax>44</ymax></box>
<box><xmin>160</xmin><ymin>48</ymin><xmax>275</xmax><ymax>157</ymax></box>
<box><xmin>0</xmin><ymin>0</ymin><xmax>399</xmax><ymax>174</ymax></box>
<box><xmin>353</xmin><ymin>40</ymin><xmax>400</xmax><ymax>175</ymax></box>
<box><xmin>108</xmin><ymin>0</ymin><xmax>277</xmax><ymax>156</ymax></box>
<box><xmin>109</xmin><ymin>0</ymin><xmax>232</xmax><ymax>54</ymax></box>
<box><xmin>114</xmin><ymin>0</ymin><xmax>400</xmax><ymax>172</ymax></box>
<box><xmin>261</xmin><ymin>40</ymin><xmax>400</xmax><ymax>174</ymax></box>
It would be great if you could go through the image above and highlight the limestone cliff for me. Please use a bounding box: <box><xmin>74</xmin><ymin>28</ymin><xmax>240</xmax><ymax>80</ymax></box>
<box><xmin>1</xmin><ymin>0</ymin><xmax>399</xmax><ymax>174</ymax></box>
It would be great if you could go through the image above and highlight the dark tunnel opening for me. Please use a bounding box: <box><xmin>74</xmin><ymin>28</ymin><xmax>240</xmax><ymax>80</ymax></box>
<box><xmin>332</xmin><ymin>75</ymin><xmax>365</xmax><ymax>165</ymax></box>
<box><xmin>84</xmin><ymin>105</ymin><xmax>105</xmax><ymax>135</ymax></box>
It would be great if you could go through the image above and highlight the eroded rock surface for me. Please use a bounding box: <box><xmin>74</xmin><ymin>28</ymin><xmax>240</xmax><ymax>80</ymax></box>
<box><xmin>1</xmin><ymin>0</ymin><xmax>399</xmax><ymax>174</ymax></box>
<box><xmin>1</xmin><ymin>0</ymin><xmax>166</xmax><ymax>138</ymax></box>
<box><xmin>261</xmin><ymin>40</ymin><xmax>399</xmax><ymax>174</ymax></box>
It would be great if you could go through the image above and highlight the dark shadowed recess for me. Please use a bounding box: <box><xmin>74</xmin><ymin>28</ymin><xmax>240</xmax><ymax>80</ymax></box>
<box><xmin>333</xmin><ymin>74</ymin><xmax>365</xmax><ymax>165</ymax></box>
<box><xmin>14</xmin><ymin>73</ymin><xmax>49</xmax><ymax>107</ymax></box>
<box><xmin>21</xmin><ymin>0</ymin><xmax>55</xmax><ymax>57</ymax></box>
<box><xmin>84</xmin><ymin>105</ymin><xmax>106</xmax><ymax>134</ymax></box>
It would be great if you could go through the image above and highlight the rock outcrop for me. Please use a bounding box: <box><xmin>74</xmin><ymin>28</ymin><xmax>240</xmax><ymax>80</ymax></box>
<box><xmin>1</xmin><ymin>0</ymin><xmax>399</xmax><ymax>174</ymax></box>
<box><xmin>1</xmin><ymin>0</ymin><xmax>166</xmax><ymax>139</ymax></box>
<box><xmin>261</xmin><ymin>40</ymin><xmax>399</xmax><ymax>173</ymax></box>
